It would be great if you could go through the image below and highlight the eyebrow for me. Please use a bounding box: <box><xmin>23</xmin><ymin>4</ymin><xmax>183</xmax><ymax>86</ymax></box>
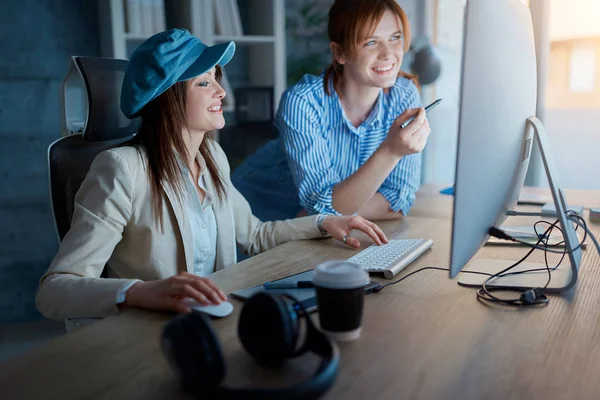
<box><xmin>368</xmin><ymin>30</ymin><xmax>403</xmax><ymax>39</ymax></box>
<box><xmin>195</xmin><ymin>70</ymin><xmax>215</xmax><ymax>81</ymax></box>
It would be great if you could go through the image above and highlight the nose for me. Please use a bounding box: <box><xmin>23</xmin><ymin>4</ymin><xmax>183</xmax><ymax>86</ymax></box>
<box><xmin>215</xmin><ymin>82</ymin><xmax>226</xmax><ymax>99</ymax></box>
<box><xmin>379</xmin><ymin>41</ymin><xmax>393</xmax><ymax>61</ymax></box>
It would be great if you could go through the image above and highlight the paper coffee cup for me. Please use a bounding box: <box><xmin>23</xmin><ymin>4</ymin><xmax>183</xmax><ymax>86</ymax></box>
<box><xmin>312</xmin><ymin>260</ymin><xmax>369</xmax><ymax>342</ymax></box>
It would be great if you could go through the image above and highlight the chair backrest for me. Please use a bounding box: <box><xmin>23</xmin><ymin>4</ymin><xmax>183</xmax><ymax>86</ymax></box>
<box><xmin>49</xmin><ymin>56</ymin><xmax>139</xmax><ymax>241</ymax></box>
<box><xmin>48</xmin><ymin>135</ymin><xmax>131</xmax><ymax>240</ymax></box>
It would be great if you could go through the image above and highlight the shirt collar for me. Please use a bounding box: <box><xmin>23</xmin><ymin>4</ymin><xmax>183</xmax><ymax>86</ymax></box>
<box><xmin>330</xmin><ymin>84</ymin><xmax>385</xmax><ymax>133</ymax></box>
<box><xmin>177</xmin><ymin>151</ymin><xmax>214</xmax><ymax>209</ymax></box>
<box><xmin>364</xmin><ymin>91</ymin><xmax>385</xmax><ymax>128</ymax></box>
<box><xmin>193</xmin><ymin>152</ymin><xmax>213</xmax><ymax>209</ymax></box>
<box><xmin>195</xmin><ymin>152</ymin><xmax>207</xmax><ymax>177</ymax></box>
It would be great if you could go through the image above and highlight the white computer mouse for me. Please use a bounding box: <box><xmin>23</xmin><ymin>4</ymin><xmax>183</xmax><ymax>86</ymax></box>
<box><xmin>183</xmin><ymin>299</ymin><xmax>234</xmax><ymax>318</ymax></box>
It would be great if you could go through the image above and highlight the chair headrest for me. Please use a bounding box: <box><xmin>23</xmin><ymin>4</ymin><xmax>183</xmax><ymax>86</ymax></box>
<box><xmin>62</xmin><ymin>56</ymin><xmax>140</xmax><ymax>142</ymax></box>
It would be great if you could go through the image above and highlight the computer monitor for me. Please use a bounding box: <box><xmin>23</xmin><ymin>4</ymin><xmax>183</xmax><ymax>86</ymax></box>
<box><xmin>449</xmin><ymin>0</ymin><xmax>582</xmax><ymax>291</ymax></box>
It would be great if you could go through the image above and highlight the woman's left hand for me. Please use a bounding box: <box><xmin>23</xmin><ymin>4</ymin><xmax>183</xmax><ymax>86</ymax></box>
<box><xmin>322</xmin><ymin>215</ymin><xmax>389</xmax><ymax>248</ymax></box>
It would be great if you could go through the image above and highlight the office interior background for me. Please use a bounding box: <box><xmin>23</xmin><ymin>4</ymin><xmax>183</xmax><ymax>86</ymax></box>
<box><xmin>0</xmin><ymin>0</ymin><xmax>598</xmax><ymax>357</ymax></box>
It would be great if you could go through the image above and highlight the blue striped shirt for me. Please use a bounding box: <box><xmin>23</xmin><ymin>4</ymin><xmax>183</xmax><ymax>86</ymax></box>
<box><xmin>232</xmin><ymin>73</ymin><xmax>422</xmax><ymax>222</ymax></box>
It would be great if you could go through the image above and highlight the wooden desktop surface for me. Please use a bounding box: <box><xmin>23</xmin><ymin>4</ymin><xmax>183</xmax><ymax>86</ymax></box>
<box><xmin>1</xmin><ymin>185</ymin><xmax>600</xmax><ymax>400</ymax></box>
<box><xmin>410</xmin><ymin>183</ymin><xmax>600</xmax><ymax>219</ymax></box>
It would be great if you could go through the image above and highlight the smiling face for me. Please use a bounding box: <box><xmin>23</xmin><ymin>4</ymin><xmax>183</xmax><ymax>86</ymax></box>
<box><xmin>185</xmin><ymin>67</ymin><xmax>226</xmax><ymax>134</ymax></box>
<box><xmin>334</xmin><ymin>9</ymin><xmax>404</xmax><ymax>89</ymax></box>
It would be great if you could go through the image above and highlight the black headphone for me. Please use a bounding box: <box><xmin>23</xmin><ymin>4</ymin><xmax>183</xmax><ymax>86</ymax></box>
<box><xmin>161</xmin><ymin>292</ymin><xmax>340</xmax><ymax>400</ymax></box>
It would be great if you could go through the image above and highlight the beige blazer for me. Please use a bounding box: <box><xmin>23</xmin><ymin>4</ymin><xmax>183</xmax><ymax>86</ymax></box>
<box><xmin>36</xmin><ymin>141</ymin><xmax>322</xmax><ymax>321</ymax></box>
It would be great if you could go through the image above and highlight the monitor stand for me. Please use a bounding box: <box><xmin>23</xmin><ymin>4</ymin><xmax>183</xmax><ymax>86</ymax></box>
<box><xmin>458</xmin><ymin>117</ymin><xmax>583</xmax><ymax>293</ymax></box>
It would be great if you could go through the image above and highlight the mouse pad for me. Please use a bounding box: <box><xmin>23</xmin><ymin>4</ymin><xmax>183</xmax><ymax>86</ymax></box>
<box><xmin>230</xmin><ymin>269</ymin><xmax>379</xmax><ymax>313</ymax></box>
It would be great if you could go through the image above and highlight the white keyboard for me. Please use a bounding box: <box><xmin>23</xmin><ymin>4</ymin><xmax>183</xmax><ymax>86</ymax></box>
<box><xmin>347</xmin><ymin>239</ymin><xmax>434</xmax><ymax>279</ymax></box>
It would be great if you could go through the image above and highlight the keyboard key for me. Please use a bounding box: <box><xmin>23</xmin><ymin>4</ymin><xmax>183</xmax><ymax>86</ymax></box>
<box><xmin>346</xmin><ymin>239</ymin><xmax>434</xmax><ymax>279</ymax></box>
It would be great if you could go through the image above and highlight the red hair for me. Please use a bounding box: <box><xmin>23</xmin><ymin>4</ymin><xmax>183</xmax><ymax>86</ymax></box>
<box><xmin>324</xmin><ymin>0</ymin><xmax>419</xmax><ymax>95</ymax></box>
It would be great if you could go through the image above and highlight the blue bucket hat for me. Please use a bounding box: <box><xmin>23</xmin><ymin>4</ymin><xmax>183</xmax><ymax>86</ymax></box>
<box><xmin>121</xmin><ymin>28</ymin><xmax>236</xmax><ymax>119</ymax></box>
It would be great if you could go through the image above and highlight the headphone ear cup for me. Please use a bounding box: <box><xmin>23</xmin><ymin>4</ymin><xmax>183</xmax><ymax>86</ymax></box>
<box><xmin>162</xmin><ymin>311</ymin><xmax>226</xmax><ymax>388</ymax></box>
<box><xmin>238</xmin><ymin>292</ymin><xmax>299</xmax><ymax>367</ymax></box>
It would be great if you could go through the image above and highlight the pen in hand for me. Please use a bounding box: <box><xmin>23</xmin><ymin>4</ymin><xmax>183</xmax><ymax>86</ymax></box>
<box><xmin>263</xmin><ymin>281</ymin><xmax>314</xmax><ymax>290</ymax></box>
<box><xmin>400</xmin><ymin>98</ymin><xmax>442</xmax><ymax>129</ymax></box>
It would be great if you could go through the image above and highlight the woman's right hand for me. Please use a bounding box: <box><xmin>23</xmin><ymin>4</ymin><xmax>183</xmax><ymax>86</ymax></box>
<box><xmin>381</xmin><ymin>107</ymin><xmax>431</xmax><ymax>158</ymax></box>
<box><xmin>322</xmin><ymin>215</ymin><xmax>389</xmax><ymax>248</ymax></box>
<box><xmin>124</xmin><ymin>272</ymin><xmax>228</xmax><ymax>313</ymax></box>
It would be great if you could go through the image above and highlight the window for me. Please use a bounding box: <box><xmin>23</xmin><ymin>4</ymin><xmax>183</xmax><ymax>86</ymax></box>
<box><xmin>569</xmin><ymin>46</ymin><xmax>595</xmax><ymax>92</ymax></box>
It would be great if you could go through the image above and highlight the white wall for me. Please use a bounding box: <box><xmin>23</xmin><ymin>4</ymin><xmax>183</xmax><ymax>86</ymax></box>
<box><xmin>550</xmin><ymin>0</ymin><xmax>600</xmax><ymax>41</ymax></box>
<box><xmin>422</xmin><ymin>0</ymin><xmax>465</xmax><ymax>184</ymax></box>
<box><xmin>543</xmin><ymin>0</ymin><xmax>600</xmax><ymax>190</ymax></box>
<box><xmin>397</xmin><ymin>0</ymin><xmax>420</xmax><ymax>34</ymax></box>
<box><xmin>545</xmin><ymin>110</ymin><xmax>600</xmax><ymax>190</ymax></box>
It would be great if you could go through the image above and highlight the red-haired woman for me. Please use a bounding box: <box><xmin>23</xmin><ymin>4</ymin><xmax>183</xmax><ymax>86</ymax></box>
<box><xmin>233</xmin><ymin>0</ymin><xmax>431</xmax><ymax>222</ymax></box>
<box><xmin>36</xmin><ymin>28</ymin><xmax>388</xmax><ymax>322</ymax></box>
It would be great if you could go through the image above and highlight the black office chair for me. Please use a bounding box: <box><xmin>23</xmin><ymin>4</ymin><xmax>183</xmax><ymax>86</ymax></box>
<box><xmin>48</xmin><ymin>56</ymin><xmax>140</xmax><ymax>331</ymax></box>
<box><xmin>48</xmin><ymin>56</ymin><xmax>140</xmax><ymax>241</ymax></box>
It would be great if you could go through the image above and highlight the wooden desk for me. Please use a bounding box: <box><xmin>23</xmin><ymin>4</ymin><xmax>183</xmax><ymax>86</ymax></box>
<box><xmin>2</xmin><ymin>186</ymin><xmax>600</xmax><ymax>400</ymax></box>
<box><xmin>411</xmin><ymin>183</ymin><xmax>600</xmax><ymax>220</ymax></box>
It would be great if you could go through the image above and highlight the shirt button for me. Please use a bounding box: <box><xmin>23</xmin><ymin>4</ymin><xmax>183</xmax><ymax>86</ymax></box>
<box><xmin>201</xmin><ymin>224</ymin><xmax>206</xmax><ymax>229</ymax></box>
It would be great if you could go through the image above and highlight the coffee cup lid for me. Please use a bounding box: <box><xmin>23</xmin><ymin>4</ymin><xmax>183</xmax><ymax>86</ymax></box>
<box><xmin>312</xmin><ymin>260</ymin><xmax>369</xmax><ymax>289</ymax></box>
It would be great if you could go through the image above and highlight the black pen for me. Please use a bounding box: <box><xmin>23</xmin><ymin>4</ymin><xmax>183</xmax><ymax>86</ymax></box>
<box><xmin>263</xmin><ymin>281</ymin><xmax>314</xmax><ymax>289</ymax></box>
<box><xmin>400</xmin><ymin>98</ymin><xmax>442</xmax><ymax>129</ymax></box>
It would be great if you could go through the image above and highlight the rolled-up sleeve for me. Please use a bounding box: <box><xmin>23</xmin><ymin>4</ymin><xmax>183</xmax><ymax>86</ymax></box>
<box><xmin>378</xmin><ymin>80</ymin><xmax>423</xmax><ymax>215</ymax></box>
<box><xmin>277</xmin><ymin>91</ymin><xmax>341</xmax><ymax>215</ymax></box>
<box><xmin>379</xmin><ymin>153</ymin><xmax>422</xmax><ymax>214</ymax></box>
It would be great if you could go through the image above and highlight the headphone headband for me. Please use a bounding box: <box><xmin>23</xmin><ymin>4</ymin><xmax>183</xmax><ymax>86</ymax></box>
<box><xmin>163</xmin><ymin>292</ymin><xmax>340</xmax><ymax>400</ymax></box>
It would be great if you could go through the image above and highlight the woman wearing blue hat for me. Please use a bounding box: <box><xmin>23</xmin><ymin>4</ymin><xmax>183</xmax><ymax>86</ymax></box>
<box><xmin>231</xmin><ymin>0</ymin><xmax>431</xmax><ymax>222</ymax></box>
<box><xmin>36</xmin><ymin>29</ymin><xmax>388</xmax><ymax>321</ymax></box>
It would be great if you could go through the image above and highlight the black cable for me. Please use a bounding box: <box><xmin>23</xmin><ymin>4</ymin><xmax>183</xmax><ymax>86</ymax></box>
<box><xmin>485</xmin><ymin>212</ymin><xmax>587</xmax><ymax>281</ymax></box>
<box><xmin>475</xmin><ymin>210</ymin><xmax>589</xmax><ymax>306</ymax></box>
<box><xmin>373</xmin><ymin>266</ymin><xmax>489</xmax><ymax>293</ymax></box>
<box><xmin>374</xmin><ymin>212</ymin><xmax>589</xmax><ymax>308</ymax></box>
<box><xmin>488</xmin><ymin>221</ymin><xmax>587</xmax><ymax>253</ymax></box>
<box><xmin>477</xmin><ymin>217</ymin><xmax>562</xmax><ymax>306</ymax></box>
<box><xmin>477</xmin><ymin>248</ymin><xmax>547</xmax><ymax>306</ymax></box>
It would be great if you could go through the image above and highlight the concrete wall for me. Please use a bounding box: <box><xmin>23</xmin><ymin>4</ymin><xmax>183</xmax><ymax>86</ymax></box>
<box><xmin>0</xmin><ymin>0</ymin><xmax>100</xmax><ymax>322</ymax></box>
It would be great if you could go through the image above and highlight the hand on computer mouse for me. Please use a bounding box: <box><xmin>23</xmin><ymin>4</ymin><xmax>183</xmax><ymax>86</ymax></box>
<box><xmin>123</xmin><ymin>272</ymin><xmax>227</xmax><ymax>313</ymax></box>
<box><xmin>184</xmin><ymin>299</ymin><xmax>234</xmax><ymax>318</ymax></box>
<box><xmin>322</xmin><ymin>215</ymin><xmax>389</xmax><ymax>248</ymax></box>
